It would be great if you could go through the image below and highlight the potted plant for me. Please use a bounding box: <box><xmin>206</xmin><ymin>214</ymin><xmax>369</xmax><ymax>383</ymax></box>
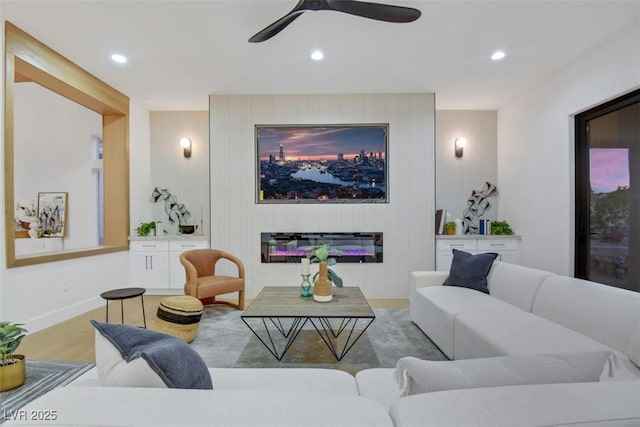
<box><xmin>135</xmin><ymin>221</ymin><xmax>156</xmax><ymax>237</ymax></box>
<box><xmin>308</xmin><ymin>244</ymin><xmax>344</xmax><ymax>288</ymax></box>
<box><xmin>491</xmin><ymin>220</ymin><xmax>514</xmax><ymax>235</ymax></box>
<box><xmin>444</xmin><ymin>221</ymin><xmax>456</xmax><ymax>235</ymax></box>
<box><xmin>0</xmin><ymin>321</ymin><xmax>28</xmax><ymax>391</ymax></box>
<box><xmin>306</xmin><ymin>244</ymin><xmax>344</xmax><ymax>302</ymax></box>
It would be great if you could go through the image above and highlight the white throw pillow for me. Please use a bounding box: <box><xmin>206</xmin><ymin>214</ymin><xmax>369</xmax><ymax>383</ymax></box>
<box><xmin>91</xmin><ymin>320</ymin><xmax>212</xmax><ymax>389</ymax></box>
<box><xmin>95</xmin><ymin>329</ymin><xmax>167</xmax><ymax>388</ymax></box>
<box><xmin>394</xmin><ymin>351</ymin><xmax>612</xmax><ymax>395</ymax></box>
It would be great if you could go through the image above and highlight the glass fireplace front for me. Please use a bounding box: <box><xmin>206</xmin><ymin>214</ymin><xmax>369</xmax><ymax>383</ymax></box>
<box><xmin>261</xmin><ymin>232</ymin><xmax>383</xmax><ymax>263</ymax></box>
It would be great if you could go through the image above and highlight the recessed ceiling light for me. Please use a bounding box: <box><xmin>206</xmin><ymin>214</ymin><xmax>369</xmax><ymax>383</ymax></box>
<box><xmin>311</xmin><ymin>50</ymin><xmax>324</xmax><ymax>61</ymax></box>
<box><xmin>111</xmin><ymin>54</ymin><xmax>127</xmax><ymax>63</ymax></box>
<box><xmin>491</xmin><ymin>50</ymin><xmax>506</xmax><ymax>61</ymax></box>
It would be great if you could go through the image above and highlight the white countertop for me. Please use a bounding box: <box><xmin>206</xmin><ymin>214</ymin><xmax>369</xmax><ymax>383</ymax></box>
<box><xmin>129</xmin><ymin>235</ymin><xmax>209</xmax><ymax>241</ymax></box>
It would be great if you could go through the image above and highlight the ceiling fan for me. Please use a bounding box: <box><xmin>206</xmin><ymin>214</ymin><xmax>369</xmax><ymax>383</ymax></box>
<box><xmin>249</xmin><ymin>0</ymin><xmax>421</xmax><ymax>43</ymax></box>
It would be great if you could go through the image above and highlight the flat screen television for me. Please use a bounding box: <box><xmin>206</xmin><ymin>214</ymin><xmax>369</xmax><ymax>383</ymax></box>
<box><xmin>256</xmin><ymin>124</ymin><xmax>388</xmax><ymax>203</ymax></box>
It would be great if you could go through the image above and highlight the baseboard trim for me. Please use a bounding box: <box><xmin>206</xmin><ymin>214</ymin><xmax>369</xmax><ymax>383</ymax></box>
<box><xmin>25</xmin><ymin>297</ymin><xmax>103</xmax><ymax>333</ymax></box>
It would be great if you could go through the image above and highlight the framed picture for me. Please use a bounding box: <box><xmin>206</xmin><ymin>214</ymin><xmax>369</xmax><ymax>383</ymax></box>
<box><xmin>37</xmin><ymin>192</ymin><xmax>68</xmax><ymax>237</ymax></box>
<box><xmin>256</xmin><ymin>124</ymin><xmax>388</xmax><ymax>204</ymax></box>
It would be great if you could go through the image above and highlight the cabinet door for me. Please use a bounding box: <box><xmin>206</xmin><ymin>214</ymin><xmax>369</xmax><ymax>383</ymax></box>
<box><xmin>129</xmin><ymin>252</ymin><xmax>170</xmax><ymax>288</ymax></box>
<box><xmin>169</xmin><ymin>241</ymin><xmax>210</xmax><ymax>288</ymax></box>
<box><xmin>129</xmin><ymin>252</ymin><xmax>151</xmax><ymax>286</ymax></box>
<box><xmin>146</xmin><ymin>252</ymin><xmax>170</xmax><ymax>288</ymax></box>
<box><xmin>129</xmin><ymin>240</ymin><xmax>170</xmax><ymax>288</ymax></box>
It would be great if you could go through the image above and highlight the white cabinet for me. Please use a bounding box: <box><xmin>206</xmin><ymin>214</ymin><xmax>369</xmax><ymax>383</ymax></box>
<box><xmin>129</xmin><ymin>240</ymin><xmax>170</xmax><ymax>288</ymax></box>
<box><xmin>436</xmin><ymin>236</ymin><xmax>521</xmax><ymax>271</ymax></box>
<box><xmin>169</xmin><ymin>240</ymin><xmax>209</xmax><ymax>288</ymax></box>
<box><xmin>129</xmin><ymin>238</ymin><xmax>209</xmax><ymax>289</ymax></box>
<box><xmin>477</xmin><ymin>239</ymin><xmax>520</xmax><ymax>265</ymax></box>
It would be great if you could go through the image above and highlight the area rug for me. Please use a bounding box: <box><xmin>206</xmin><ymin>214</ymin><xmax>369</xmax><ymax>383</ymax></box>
<box><xmin>0</xmin><ymin>360</ymin><xmax>94</xmax><ymax>423</ymax></box>
<box><xmin>191</xmin><ymin>307</ymin><xmax>446</xmax><ymax>375</ymax></box>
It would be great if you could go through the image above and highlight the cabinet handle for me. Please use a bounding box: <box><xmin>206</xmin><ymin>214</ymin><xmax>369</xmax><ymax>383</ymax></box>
<box><xmin>150</xmin><ymin>256</ymin><xmax>153</xmax><ymax>269</ymax></box>
<box><xmin>450</xmin><ymin>244</ymin><xmax>466</xmax><ymax>247</ymax></box>
<box><xmin>142</xmin><ymin>244</ymin><xmax>157</xmax><ymax>248</ymax></box>
<box><xmin>489</xmin><ymin>243</ymin><xmax>505</xmax><ymax>247</ymax></box>
<box><xmin>180</xmin><ymin>244</ymin><xmax>198</xmax><ymax>248</ymax></box>
<box><xmin>145</xmin><ymin>255</ymin><xmax>148</xmax><ymax>270</ymax></box>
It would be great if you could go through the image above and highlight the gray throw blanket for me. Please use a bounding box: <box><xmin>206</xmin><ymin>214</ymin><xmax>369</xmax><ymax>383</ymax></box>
<box><xmin>90</xmin><ymin>320</ymin><xmax>212</xmax><ymax>389</ymax></box>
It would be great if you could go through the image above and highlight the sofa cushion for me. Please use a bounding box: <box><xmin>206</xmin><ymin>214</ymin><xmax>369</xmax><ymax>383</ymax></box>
<box><xmin>486</xmin><ymin>262</ymin><xmax>553</xmax><ymax>311</ymax></box>
<box><xmin>452</xmin><ymin>310</ymin><xmax>640</xmax><ymax>380</ymax></box>
<box><xmin>7</xmin><ymin>387</ymin><xmax>395</xmax><ymax>427</ymax></box>
<box><xmin>389</xmin><ymin>380</ymin><xmax>640</xmax><ymax>427</ymax></box>
<box><xmin>453</xmin><ymin>310</ymin><xmax>611</xmax><ymax>359</ymax></box>
<box><xmin>355</xmin><ymin>368</ymin><xmax>404</xmax><ymax>411</ymax></box>
<box><xmin>410</xmin><ymin>285</ymin><xmax>520</xmax><ymax>359</ymax></box>
<box><xmin>532</xmin><ymin>275</ymin><xmax>640</xmax><ymax>357</ymax></box>
<box><xmin>394</xmin><ymin>351</ymin><xmax>611</xmax><ymax>395</ymax></box>
<box><xmin>443</xmin><ymin>249</ymin><xmax>498</xmax><ymax>294</ymax></box>
<box><xmin>210</xmin><ymin>368</ymin><xmax>359</xmax><ymax>395</ymax></box>
<box><xmin>91</xmin><ymin>320</ymin><xmax>212</xmax><ymax>390</ymax></box>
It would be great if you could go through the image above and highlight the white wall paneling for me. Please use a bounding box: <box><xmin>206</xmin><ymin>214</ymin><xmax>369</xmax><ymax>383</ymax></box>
<box><xmin>210</xmin><ymin>94</ymin><xmax>435</xmax><ymax>299</ymax></box>
<box><xmin>149</xmin><ymin>112</ymin><xmax>210</xmax><ymax>237</ymax></box>
<box><xmin>436</xmin><ymin>110</ymin><xmax>497</xmax><ymax>223</ymax></box>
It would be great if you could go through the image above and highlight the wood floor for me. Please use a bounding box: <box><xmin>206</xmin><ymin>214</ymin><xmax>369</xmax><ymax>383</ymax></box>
<box><xmin>17</xmin><ymin>295</ymin><xmax>408</xmax><ymax>363</ymax></box>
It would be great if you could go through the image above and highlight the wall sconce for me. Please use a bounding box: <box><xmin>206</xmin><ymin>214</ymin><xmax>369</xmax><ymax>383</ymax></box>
<box><xmin>455</xmin><ymin>137</ymin><xmax>467</xmax><ymax>158</ymax></box>
<box><xmin>180</xmin><ymin>137</ymin><xmax>192</xmax><ymax>158</ymax></box>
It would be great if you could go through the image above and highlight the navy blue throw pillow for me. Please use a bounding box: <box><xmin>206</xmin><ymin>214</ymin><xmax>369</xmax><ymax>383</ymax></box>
<box><xmin>443</xmin><ymin>249</ymin><xmax>498</xmax><ymax>294</ymax></box>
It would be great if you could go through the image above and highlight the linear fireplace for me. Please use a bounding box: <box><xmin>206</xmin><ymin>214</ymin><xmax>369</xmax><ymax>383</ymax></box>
<box><xmin>261</xmin><ymin>232</ymin><xmax>383</xmax><ymax>263</ymax></box>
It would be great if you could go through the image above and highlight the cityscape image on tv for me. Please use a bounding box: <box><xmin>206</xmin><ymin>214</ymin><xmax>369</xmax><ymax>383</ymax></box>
<box><xmin>256</xmin><ymin>125</ymin><xmax>388</xmax><ymax>203</ymax></box>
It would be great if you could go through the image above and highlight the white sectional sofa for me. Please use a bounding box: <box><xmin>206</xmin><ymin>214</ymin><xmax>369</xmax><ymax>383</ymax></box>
<box><xmin>7</xmin><ymin>261</ymin><xmax>640</xmax><ymax>426</ymax></box>
<box><xmin>357</xmin><ymin>260</ymin><xmax>640</xmax><ymax>426</ymax></box>
<box><xmin>408</xmin><ymin>261</ymin><xmax>640</xmax><ymax>379</ymax></box>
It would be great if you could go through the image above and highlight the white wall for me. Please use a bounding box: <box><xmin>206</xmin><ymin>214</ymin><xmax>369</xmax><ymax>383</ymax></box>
<box><xmin>436</xmin><ymin>110</ymin><xmax>497</xmax><ymax>223</ymax></box>
<box><xmin>498</xmin><ymin>23</ymin><xmax>640</xmax><ymax>275</ymax></box>
<box><xmin>148</xmin><ymin>111</ymin><xmax>210</xmax><ymax>237</ymax></box>
<box><xmin>210</xmin><ymin>94</ymin><xmax>435</xmax><ymax>299</ymax></box>
<box><xmin>14</xmin><ymin>82</ymin><xmax>102</xmax><ymax>250</ymax></box>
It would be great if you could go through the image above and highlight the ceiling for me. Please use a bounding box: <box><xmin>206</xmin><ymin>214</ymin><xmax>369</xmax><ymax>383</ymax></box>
<box><xmin>2</xmin><ymin>1</ymin><xmax>638</xmax><ymax>110</ymax></box>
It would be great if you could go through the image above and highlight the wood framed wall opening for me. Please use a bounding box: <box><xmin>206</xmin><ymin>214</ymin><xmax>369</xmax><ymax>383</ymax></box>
<box><xmin>4</xmin><ymin>21</ymin><xmax>130</xmax><ymax>267</ymax></box>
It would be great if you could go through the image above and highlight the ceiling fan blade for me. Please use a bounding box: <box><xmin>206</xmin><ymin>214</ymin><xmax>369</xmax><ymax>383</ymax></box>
<box><xmin>249</xmin><ymin>9</ymin><xmax>305</xmax><ymax>42</ymax></box>
<box><xmin>327</xmin><ymin>0</ymin><xmax>421</xmax><ymax>23</ymax></box>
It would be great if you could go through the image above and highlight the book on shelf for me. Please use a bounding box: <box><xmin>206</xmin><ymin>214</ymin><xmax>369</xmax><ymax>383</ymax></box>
<box><xmin>435</xmin><ymin>209</ymin><xmax>445</xmax><ymax>235</ymax></box>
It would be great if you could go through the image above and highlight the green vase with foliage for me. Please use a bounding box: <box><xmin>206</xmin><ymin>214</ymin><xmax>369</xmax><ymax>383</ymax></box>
<box><xmin>307</xmin><ymin>244</ymin><xmax>344</xmax><ymax>288</ymax></box>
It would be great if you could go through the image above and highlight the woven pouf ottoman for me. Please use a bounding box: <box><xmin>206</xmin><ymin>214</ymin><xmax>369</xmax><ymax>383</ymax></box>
<box><xmin>152</xmin><ymin>295</ymin><xmax>204</xmax><ymax>343</ymax></box>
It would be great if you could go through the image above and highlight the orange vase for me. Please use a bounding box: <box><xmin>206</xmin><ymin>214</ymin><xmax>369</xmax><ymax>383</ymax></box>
<box><xmin>313</xmin><ymin>261</ymin><xmax>333</xmax><ymax>302</ymax></box>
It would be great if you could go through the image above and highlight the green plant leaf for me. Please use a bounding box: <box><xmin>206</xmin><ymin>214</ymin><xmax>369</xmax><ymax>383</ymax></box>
<box><xmin>328</xmin><ymin>269</ymin><xmax>343</xmax><ymax>288</ymax></box>
<box><xmin>315</xmin><ymin>245</ymin><xmax>329</xmax><ymax>261</ymax></box>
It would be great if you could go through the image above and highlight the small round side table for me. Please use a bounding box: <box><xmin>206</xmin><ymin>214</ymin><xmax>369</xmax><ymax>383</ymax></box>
<box><xmin>100</xmin><ymin>287</ymin><xmax>147</xmax><ymax>328</ymax></box>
